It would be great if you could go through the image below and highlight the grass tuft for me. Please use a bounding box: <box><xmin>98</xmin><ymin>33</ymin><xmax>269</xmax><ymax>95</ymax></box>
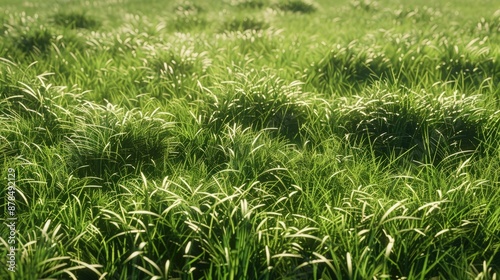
<box><xmin>350</xmin><ymin>0</ymin><xmax>379</xmax><ymax>12</ymax></box>
<box><xmin>207</xmin><ymin>72</ymin><xmax>311</xmax><ymax>141</ymax></box>
<box><xmin>150</xmin><ymin>47</ymin><xmax>211</xmax><ymax>78</ymax></box>
<box><xmin>221</xmin><ymin>17</ymin><xmax>269</xmax><ymax>32</ymax></box>
<box><xmin>393</xmin><ymin>6</ymin><xmax>443</xmax><ymax>23</ymax></box>
<box><xmin>172</xmin><ymin>13</ymin><xmax>206</xmax><ymax>31</ymax></box>
<box><xmin>231</xmin><ymin>0</ymin><xmax>267</xmax><ymax>9</ymax></box>
<box><xmin>13</xmin><ymin>26</ymin><xmax>53</xmax><ymax>54</ymax></box>
<box><xmin>336</xmin><ymin>87</ymin><xmax>487</xmax><ymax>164</ymax></box>
<box><xmin>1</xmin><ymin>0</ymin><xmax>500</xmax><ymax>278</ymax></box>
<box><xmin>52</xmin><ymin>11</ymin><xmax>101</xmax><ymax>30</ymax></box>
<box><xmin>0</xmin><ymin>220</ymin><xmax>102</xmax><ymax>279</ymax></box>
<box><xmin>437</xmin><ymin>42</ymin><xmax>499</xmax><ymax>85</ymax></box>
<box><xmin>274</xmin><ymin>0</ymin><xmax>317</xmax><ymax>13</ymax></box>
<box><xmin>65</xmin><ymin>103</ymin><xmax>175</xmax><ymax>182</ymax></box>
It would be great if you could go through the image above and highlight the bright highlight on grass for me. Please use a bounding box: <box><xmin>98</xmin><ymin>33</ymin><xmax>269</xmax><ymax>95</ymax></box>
<box><xmin>1</xmin><ymin>0</ymin><xmax>499</xmax><ymax>279</ymax></box>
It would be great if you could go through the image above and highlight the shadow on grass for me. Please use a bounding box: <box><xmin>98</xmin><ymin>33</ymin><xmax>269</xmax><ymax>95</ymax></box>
<box><xmin>52</xmin><ymin>11</ymin><xmax>101</xmax><ymax>30</ymax></box>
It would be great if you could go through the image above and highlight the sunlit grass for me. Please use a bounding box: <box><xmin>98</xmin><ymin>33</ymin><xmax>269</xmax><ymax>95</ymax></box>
<box><xmin>1</xmin><ymin>0</ymin><xmax>499</xmax><ymax>279</ymax></box>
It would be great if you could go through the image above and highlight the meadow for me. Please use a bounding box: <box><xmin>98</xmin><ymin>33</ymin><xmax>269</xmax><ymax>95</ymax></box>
<box><xmin>1</xmin><ymin>0</ymin><xmax>499</xmax><ymax>279</ymax></box>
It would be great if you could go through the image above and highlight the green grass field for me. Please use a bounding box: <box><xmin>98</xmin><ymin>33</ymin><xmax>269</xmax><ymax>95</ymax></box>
<box><xmin>1</xmin><ymin>0</ymin><xmax>500</xmax><ymax>279</ymax></box>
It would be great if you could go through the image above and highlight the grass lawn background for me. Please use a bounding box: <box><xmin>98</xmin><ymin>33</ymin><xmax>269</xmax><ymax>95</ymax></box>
<box><xmin>1</xmin><ymin>0</ymin><xmax>500</xmax><ymax>279</ymax></box>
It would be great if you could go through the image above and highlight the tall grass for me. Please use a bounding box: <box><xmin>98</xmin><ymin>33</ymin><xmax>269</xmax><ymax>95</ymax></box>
<box><xmin>1</xmin><ymin>0</ymin><xmax>499</xmax><ymax>279</ymax></box>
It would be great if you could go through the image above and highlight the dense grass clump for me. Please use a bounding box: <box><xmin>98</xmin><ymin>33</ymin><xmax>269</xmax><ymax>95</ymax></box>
<box><xmin>474</xmin><ymin>11</ymin><xmax>500</xmax><ymax>35</ymax></box>
<box><xmin>65</xmin><ymin>104</ymin><xmax>175</xmax><ymax>182</ymax></box>
<box><xmin>274</xmin><ymin>0</ymin><xmax>317</xmax><ymax>13</ymax></box>
<box><xmin>437</xmin><ymin>43</ymin><xmax>500</xmax><ymax>85</ymax></box>
<box><xmin>208</xmin><ymin>72</ymin><xmax>311</xmax><ymax>141</ymax></box>
<box><xmin>13</xmin><ymin>27</ymin><xmax>53</xmax><ymax>54</ymax></box>
<box><xmin>5</xmin><ymin>220</ymin><xmax>102</xmax><ymax>279</ymax></box>
<box><xmin>171</xmin><ymin>0</ymin><xmax>206</xmax><ymax>31</ymax></box>
<box><xmin>336</xmin><ymin>87</ymin><xmax>486</xmax><ymax>164</ymax></box>
<box><xmin>151</xmin><ymin>49</ymin><xmax>210</xmax><ymax>79</ymax></box>
<box><xmin>4</xmin><ymin>27</ymin><xmax>85</xmax><ymax>59</ymax></box>
<box><xmin>350</xmin><ymin>0</ymin><xmax>379</xmax><ymax>12</ymax></box>
<box><xmin>2</xmin><ymin>84</ymin><xmax>64</xmax><ymax>146</ymax></box>
<box><xmin>221</xmin><ymin>17</ymin><xmax>269</xmax><ymax>32</ymax></box>
<box><xmin>147</xmin><ymin>46</ymin><xmax>211</xmax><ymax>98</ymax></box>
<box><xmin>315</xmin><ymin>38</ymin><xmax>500</xmax><ymax>92</ymax></box>
<box><xmin>317</xmin><ymin>43</ymin><xmax>393</xmax><ymax>88</ymax></box>
<box><xmin>52</xmin><ymin>11</ymin><xmax>100</xmax><ymax>29</ymax></box>
<box><xmin>1</xmin><ymin>0</ymin><xmax>500</xmax><ymax>279</ymax></box>
<box><xmin>393</xmin><ymin>6</ymin><xmax>443</xmax><ymax>24</ymax></box>
<box><xmin>172</xmin><ymin>13</ymin><xmax>206</xmax><ymax>31</ymax></box>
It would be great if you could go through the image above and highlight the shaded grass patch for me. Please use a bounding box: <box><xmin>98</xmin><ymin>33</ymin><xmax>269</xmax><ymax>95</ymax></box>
<box><xmin>207</xmin><ymin>72</ymin><xmax>311</xmax><ymax>141</ymax></box>
<box><xmin>147</xmin><ymin>46</ymin><xmax>211</xmax><ymax>99</ymax></box>
<box><xmin>0</xmin><ymin>219</ymin><xmax>102</xmax><ymax>279</ymax></box>
<box><xmin>220</xmin><ymin>17</ymin><xmax>269</xmax><ymax>32</ymax></box>
<box><xmin>1</xmin><ymin>0</ymin><xmax>500</xmax><ymax>278</ymax></box>
<box><xmin>150</xmin><ymin>47</ymin><xmax>211</xmax><ymax>79</ymax></box>
<box><xmin>350</xmin><ymin>0</ymin><xmax>379</xmax><ymax>12</ymax></box>
<box><xmin>52</xmin><ymin>11</ymin><xmax>101</xmax><ymax>30</ymax></box>
<box><xmin>392</xmin><ymin>6</ymin><xmax>443</xmax><ymax>24</ymax></box>
<box><xmin>335</xmin><ymin>87</ymin><xmax>487</xmax><ymax>164</ymax></box>
<box><xmin>274</xmin><ymin>0</ymin><xmax>317</xmax><ymax>13</ymax></box>
<box><xmin>230</xmin><ymin>0</ymin><xmax>267</xmax><ymax>9</ymax></box>
<box><xmin>0</xmin><ymin>66</ymin><xmax>71</xmax><ymax>145</ymax></box>
<box><xmin>13</xmin><ymin>26</ymin><xmax>53</xmax><ymax>54</ymax></box>
<box><xmin>64</xmin><ymin>103</ymin><xmax>176</xmax><ymax>182</ymax></box>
